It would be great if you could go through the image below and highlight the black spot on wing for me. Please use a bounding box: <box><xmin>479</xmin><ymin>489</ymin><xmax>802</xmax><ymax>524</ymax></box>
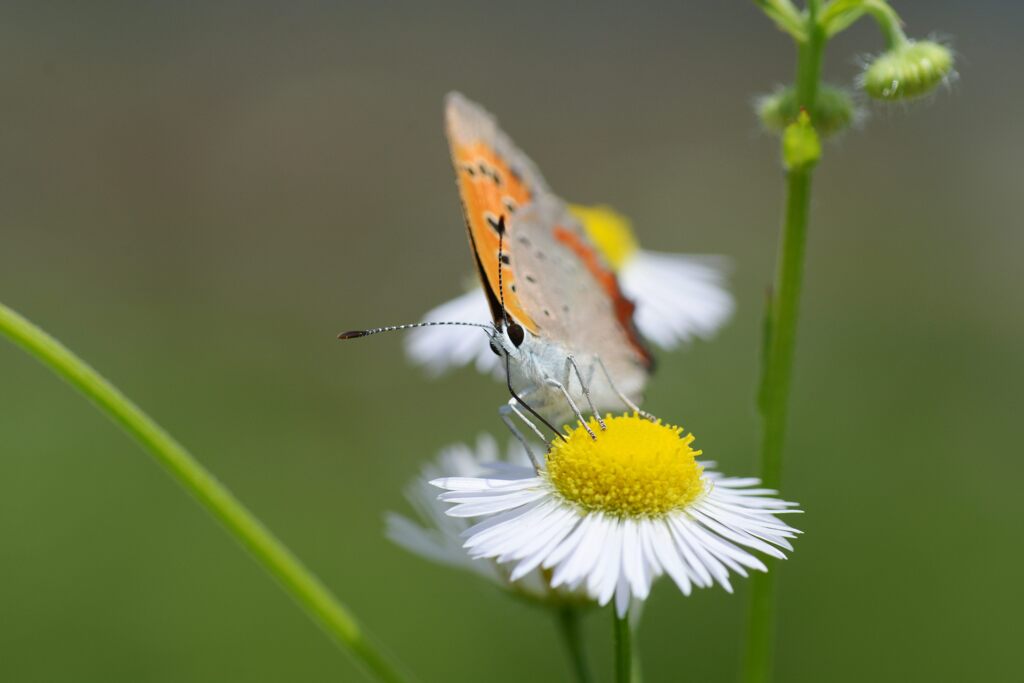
<box><xmin>485</xmin><ymin>213</ymin><xmax>505</xmax><ymax>234</ymax></box>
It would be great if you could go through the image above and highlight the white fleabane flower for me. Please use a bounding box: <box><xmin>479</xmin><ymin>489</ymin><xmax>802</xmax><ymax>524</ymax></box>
<box><xmin>431</xmin><ymin>414</ymin><xmax>801</xmax><ymax>617</ymax></box>
<box><xmin>404</xmin><ymin>205</ymin><xmax>733</xmax><ymax>376</ymax></box>
<box><xmin>386</xmin><ymin>434</ymin><xmax>585</xmax><ymax>604</ymax></box>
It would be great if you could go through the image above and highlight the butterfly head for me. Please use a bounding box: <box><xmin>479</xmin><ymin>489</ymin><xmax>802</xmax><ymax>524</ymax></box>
<box><xmin>488</xmin><ymin>320</ymin><xmax>526</xmax><ymax>359</ymax></box>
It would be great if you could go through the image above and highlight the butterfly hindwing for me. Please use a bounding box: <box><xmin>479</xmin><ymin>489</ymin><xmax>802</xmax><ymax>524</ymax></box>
<box><xmin>508</xmin><ymin>195</ymin><xmax>653</xmax><ymax>395</ymax></box>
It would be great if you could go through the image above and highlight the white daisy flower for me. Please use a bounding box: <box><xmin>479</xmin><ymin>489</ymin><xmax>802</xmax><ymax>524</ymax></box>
<box><xmin>385</xmin><ymin>434</ymin><xmax>585</xmax><ymax>604</ymax></box>
<box><xmin>431</xmin><ymin>414</ymin><xmax>801</xmax><ymax>617</ymax></box>
<box><xmin>404</xmin><ymin>205</ymin><xmax>734</xmax><ymax>376</ymax></box>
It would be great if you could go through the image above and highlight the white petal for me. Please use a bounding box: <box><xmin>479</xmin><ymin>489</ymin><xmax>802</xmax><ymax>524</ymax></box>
<box><xmin>593</xmin><ymin>521</ymin><xmax>625</xmax><ymax>606</ymax></box>
<box><xmin>637</xmin><ymin>520</ymin><xmax>666</xmax><ymax>587</ymax></box>
<box><xmin>684</xmin><ymin>519</ymin><xmax>761</xmax><ymax>575</ymax></box>
<box><xmin>501</xmin><ymin>505</ymin><xmax>578</xmax><ymax>562</ymax></box>
<box><xmin>688</xmin><ymin>508</ymin><xmax>788</xmax><ymax>560</ymax></box>
<box><xmin>462</xmin><ymin>500</ymin><xmax>547</xmax><ymax>547</ymax></box>
<box><xmin>620</xmin><ymin>520</ymin><xmax>650</xmax><ymax>600</ymax></box>
<box><xmin>446</xmin><ymin>488</ymin><xmax>549</xmax><ymax>518</ymax></box>
<box><xmin>551</xmin><ymin>514</ymin><xmax>612</xmax><ymax>588</ymax></box>
<box><xmin>432</xmin><ymin>475</ymin><xmax>541</xmax><ymax>492</ymax></box>
<box><xmin>543</xmin><ymin>512</ymin><xmax>596</xmax><ymax>569</ymax></box>
<box><xmin>509</xmin><ymin>510</ymin><xmax>583</xmax><ymax>580</ymax></box>
<box><xmin>620</xmin><ymin>250</ymin><xmax>734</xmax><ymax>349</ymax></box>
<box><xmin>666</xmin><ymin>517</ymin><xmax>713</xmax><ymax>588</ymax></box>
<box><xmin>384</xmin><ymin>514</ymin><xmax>464</xmax><ymax>568</ymax></box>
<box><xmin>488</xmin><ymin>501</ymin><xmax>567</xmax><ymax>559</ymax></box>
<box><xmin>672</xmin><ymin>517</ymin><xmax>733</xmax><ymax>592</ymax></box>
<box><xmin>649</xmin><ymin>520</ymin><xmax>693</xmax><ymax>595</ymax></box>
<box><xmin>614</xmin><ymin>573</ymin><xmax>632</xmax><ymax>617</ymax></box>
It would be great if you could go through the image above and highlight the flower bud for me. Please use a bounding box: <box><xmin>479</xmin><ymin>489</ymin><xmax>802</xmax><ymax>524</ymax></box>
<box><xmin>782</xmin><ymin>110</ymin><xmax>820</xmax><ymax>171</ymax></box>
<box><xmin>861</xmin><ymin>40</ymin><xmax>954</xmax><ymax>101</ymax></box>
<box><xmin>757</xmin><ymin>84</ymin><xmax>857</xmax><ymax>137</ymax></box>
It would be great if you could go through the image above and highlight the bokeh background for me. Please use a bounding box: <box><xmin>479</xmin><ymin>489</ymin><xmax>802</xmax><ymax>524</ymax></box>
<box><xmin>1</xmin><ymin>1</ymin><xmax>1020</xmax><ymax>681</ymax></box>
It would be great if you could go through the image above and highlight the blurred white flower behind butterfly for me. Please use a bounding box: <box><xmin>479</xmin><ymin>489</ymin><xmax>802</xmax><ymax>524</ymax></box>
<box><xmin>385</xmin><ymin>434</ymin><xmax>586</xmax><ymax>604</ymax></box>
<box><xmin>405</xmin><ymin>205</ymin><xmax>734</xmax><ymax>377</ymax></box>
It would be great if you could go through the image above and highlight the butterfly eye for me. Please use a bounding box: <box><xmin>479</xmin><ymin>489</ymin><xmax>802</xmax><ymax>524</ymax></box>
<box><xmin>507</xmin><ymin>323</ymin><xmax>525</xmax><ymax>348</ymax></box>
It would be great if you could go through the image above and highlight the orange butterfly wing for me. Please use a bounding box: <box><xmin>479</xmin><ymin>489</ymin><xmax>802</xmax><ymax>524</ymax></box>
<box><xmin>444</xmin><ymin>93</ymin><xmax>546</xmax><ymax>333</ymax></box>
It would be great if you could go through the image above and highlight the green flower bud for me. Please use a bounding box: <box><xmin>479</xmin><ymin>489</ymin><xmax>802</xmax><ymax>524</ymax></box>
<box><xmin>757</xmin><ymin>84</ymin><xmax>858</xmax><ymax>137</ymax></box>
<box><xmin>861</xmin><ymin>40</ymin><xmax>954</xmax><ymax>101</ymax></box>
<box><xmin>782</xmin><ymin>110</ymin><xmax>821</xmax><ymax>171</ymax></box>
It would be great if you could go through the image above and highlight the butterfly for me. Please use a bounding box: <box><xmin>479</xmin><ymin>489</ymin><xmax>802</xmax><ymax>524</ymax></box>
<box><xmin>342</xmin><ymin>93</ymin><xmax>654</xmax><ymax>462</ymax></box>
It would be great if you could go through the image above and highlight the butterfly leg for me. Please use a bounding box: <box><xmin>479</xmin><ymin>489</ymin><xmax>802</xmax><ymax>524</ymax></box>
<box><xmin>499</xmin><ymin>399</ymin><xmax>543</xmax><ymax>470</ymax></box>
<box><xmin>543</xmin><ymin>377</ymin><xmax>596</xmax><ymax>440</ymax></box>
<box><xmin>594</xmin><ymin>355</ymin><xmax>656</xmax><ymax>421</ymax></box>
<box><xmin>564</xmin><ymin>355</ymin><xmax>606</xmax><ymax>431</ymax></box>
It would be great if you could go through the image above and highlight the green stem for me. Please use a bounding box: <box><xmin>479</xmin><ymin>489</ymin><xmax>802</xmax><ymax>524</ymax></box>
<box><xmin>556</xmin><ymin>606</ymin><xmax>593</xmax><ymax>683</ymax></box>
<box><xmin>0</xmin><ymin>301</ymin><xmax>411</xmax><ymax>683</ymax></box>
<box><xmin>613</xmin><ymin>609</ymin><xmax>632</xmax><ymax>683</ymax></box>
<box><xmin>863</xmin><ymin>0</ymin><xmax>908</xmax><ymax>49</ymax></box>
<box><xmin>743</xmin><ymin>3</ymin><xmax>823</xmax><ymax>683</ymax></box>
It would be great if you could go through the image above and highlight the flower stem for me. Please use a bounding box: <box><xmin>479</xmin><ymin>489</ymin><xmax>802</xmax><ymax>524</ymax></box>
<box><xmin>744</xmin><ymin>3</ymin><xmax>824</xmax><ymax>682</ymax></box>
<box><xmin>0</xmin><ymin>301</ymin><xmax>411</xmax><ymax>683</ymax></box>
<box><xmin>613</xmin><ymin>608</ymin><xmax>632</xmax><ymax>683</ymax></box>
<box><xmin>556</xmin><ymin>606</ymin><xmax>593</xmax><ymax>683</ymax></box>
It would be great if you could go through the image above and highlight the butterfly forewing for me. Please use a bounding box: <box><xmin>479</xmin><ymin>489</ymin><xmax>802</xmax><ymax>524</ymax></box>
<box><xmin>444</xmin><ymin>92</ymin><xmax>652</xmax><ymax>401</ymax></box>
<box><xmin>444</xmin><ymin>93</ymin><xmax>549</xmax><ymax>332</ymax></box>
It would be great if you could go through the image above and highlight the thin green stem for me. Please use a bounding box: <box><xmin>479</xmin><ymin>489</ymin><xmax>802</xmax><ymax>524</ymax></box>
<box><xmin>759</xmin><ymin>167</ymin><xmax>812</xmax><ymax>492</ymax></box>
<box><xmin>863</xmin><ymin>1</ymin><xmax>907</xmax><ymax>49</ymax></box>
<box><xmin>743</xmin><ymin>3</ymin><xmax>824</xmax><ymax>683</ymax></box>
<box><xmin>818</xmin><ymin>1</ymin><xmax>905</xmax><ymax>46</ymax></box>
<box><xmin>613</xmin><ymin>609</ymin><xmax>632</xmax><ymax>683</ymax></box>
<box><xmin>556</xmin><ymin>606</ymin><xmax>593</xmax><ymax>683</ymax></box>
<box><xmin>0</xmin><ymin>301</ymin><xmax>411</xmax><ymax>683</ymax></box>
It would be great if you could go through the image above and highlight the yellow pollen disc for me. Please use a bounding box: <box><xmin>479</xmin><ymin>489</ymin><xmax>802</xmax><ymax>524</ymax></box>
<box><xmin>545</xmin><ymin>414</ymin><xmax>704</xmax><ymax>518</ymax></box>
<box><xmin>570</xmin><ymin>204</ymin><xmax>639</xmax><ymax>271</ymax></box>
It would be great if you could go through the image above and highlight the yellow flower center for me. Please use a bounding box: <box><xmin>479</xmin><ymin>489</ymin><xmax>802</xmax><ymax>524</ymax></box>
<box><xmin>545</xmin><ymin>414</ymin><xmax>704</xmax><ymax>518</ymax></box>
<box><xmin>570</xmin><ymin>204</ymin><xmax>639</xmax><ymax>271</ymax></box>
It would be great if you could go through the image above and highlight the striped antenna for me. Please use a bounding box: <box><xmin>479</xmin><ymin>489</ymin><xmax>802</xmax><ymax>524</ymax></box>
<box><xmin>338</xmin><ymin>321</ymin><xmax>495</xmax><ymax>340</ymax></box>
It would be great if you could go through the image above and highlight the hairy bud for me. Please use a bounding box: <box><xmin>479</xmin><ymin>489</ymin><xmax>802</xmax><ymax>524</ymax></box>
<box><xmin>758</xmin><ymin>84</ymin><xmax>857</xmax><ymax>137</ymax></box>
<box><xmin>861</xmin><ymin>40</ymin><xmax>954</xmax><ymax>101</ymax></box>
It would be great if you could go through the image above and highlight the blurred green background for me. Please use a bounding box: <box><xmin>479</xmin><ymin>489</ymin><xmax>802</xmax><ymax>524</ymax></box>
<box><xmin>1</xmin><ymin>2</ymin><xmax>1020</xmax><ymax>681</ymax></box>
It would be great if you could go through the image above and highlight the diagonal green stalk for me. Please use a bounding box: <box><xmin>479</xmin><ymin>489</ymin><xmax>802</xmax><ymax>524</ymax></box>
<box><xmin>613</xmin><ymin>608</ymin><xmax>632</xmax><ymax>683</ymax></box>
<box><xmin>0</xmin><ymin>301</ymin><xmax>412</xmax><ymax>683</ymax></box>
<box><xmin>556</xmin><ymin>606</ymin><xmax>593</xmax><ymax>683</ymax></box>
<box><xmin>744</xmin><ymin>2</ymin><xmax>824</xmax><ymax>682</ymax></box>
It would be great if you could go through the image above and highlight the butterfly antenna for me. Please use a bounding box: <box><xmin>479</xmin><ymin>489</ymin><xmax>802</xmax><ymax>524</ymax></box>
<box><xmin>338</xmin><ymin>321</ymin><xmax>495</xmax><ymax>340</ymax></box>
<box><xmin>496</xmin><ymin>215</ymin><xmax>509</xmax><ymax>328</ymax></box>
